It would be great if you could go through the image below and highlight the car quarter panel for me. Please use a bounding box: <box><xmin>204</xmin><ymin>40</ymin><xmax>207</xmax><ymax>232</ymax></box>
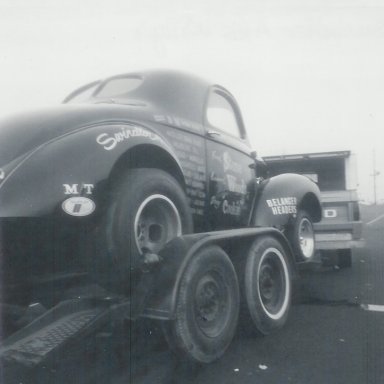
<box><xmin>0</xmin><ymin>123</ymin><xmax>187</xmax><ymax>218</ymax></box>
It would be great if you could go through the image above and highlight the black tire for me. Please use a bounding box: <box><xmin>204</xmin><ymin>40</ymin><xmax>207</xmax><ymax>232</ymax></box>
<box><xmin>244</xmin><ymin>236</ymin><xmax>292</xmax><ymax>335</ymax></box>
<box><xmin>290</xmin><ymin>210</ymin><xmax>315</xmax><ymax>262</ymax></box>
<box><xmin>337</xmin><ymin>249</ymin><xmax>352</xmax><ymax>268</ymax></box>
<box><xmin>163</xmin><ymin>246</ymin><xmax>240</xmax><ymax>363</ymax></box>
<box><xmin>95</xmin><ymin>168</ymin><xmax>193</xmax><ymax>289</ymax></box>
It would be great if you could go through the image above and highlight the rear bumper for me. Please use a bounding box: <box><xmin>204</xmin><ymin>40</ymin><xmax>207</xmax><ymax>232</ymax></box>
<box><xmin>314</xmin><ymin>220</ymin><xmax>364</xmax><ymax>250</ymax></box>
<box><xmin>315</xmin><ymin>237</ymin><xmax>365</xmax><ymax>250</ymax></box>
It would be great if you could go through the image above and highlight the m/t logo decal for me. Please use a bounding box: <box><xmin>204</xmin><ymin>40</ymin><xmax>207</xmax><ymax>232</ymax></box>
<box><xmin>63</xmin><ymin>184</ymin><xmax>94</xmax><ymax>195</ymax></box>
<box><xmin>62</xmin><ymin>197</ymin><xmax>95</xmax><ymax>217</ymax></box>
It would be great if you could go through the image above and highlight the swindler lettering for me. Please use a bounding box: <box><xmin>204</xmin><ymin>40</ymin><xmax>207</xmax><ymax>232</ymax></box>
<box><xmin>96</xmin><ymin>127</ymin><xmax>160</xmax><ymax>150</ymax></box>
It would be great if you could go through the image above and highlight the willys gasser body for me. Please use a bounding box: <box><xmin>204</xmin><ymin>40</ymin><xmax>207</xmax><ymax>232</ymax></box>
<box><xmin>0</xmin><ymin>70</ymin><xmax>321</xmax><ymax>369</ymax></box>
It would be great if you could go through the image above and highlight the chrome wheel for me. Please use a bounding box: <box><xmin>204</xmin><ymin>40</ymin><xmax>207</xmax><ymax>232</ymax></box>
<box><xmin>134</xmin><ymin>194</ymin><xmax>181</xmax><ymax>254</ymax></box>
<box><xmin>298</xmin><ymin>217</ymin><xmax>315</xmax><ymax>259</ymax></box>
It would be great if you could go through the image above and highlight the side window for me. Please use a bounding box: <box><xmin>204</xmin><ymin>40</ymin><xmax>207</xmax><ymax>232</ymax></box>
<box><xmin>206</xmin><ymin>90</ymin><xmax>241</xmax><ymax>137</ymax></box>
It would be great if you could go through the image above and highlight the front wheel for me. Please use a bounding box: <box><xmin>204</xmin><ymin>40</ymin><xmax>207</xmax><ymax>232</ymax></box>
<box><xmin>290</xmin><ymin>210</ymin><xmax>315</xmax><ymax>262</ymax></box>
<box><xmin>244</xmin><ymin>236</ymin><xmax>292</xmax><ymax>335</ymax></box>
<box><xmin>163</xmin><ymin>246</ymin><xmax>240</xmax><ymax>363</ymax></box>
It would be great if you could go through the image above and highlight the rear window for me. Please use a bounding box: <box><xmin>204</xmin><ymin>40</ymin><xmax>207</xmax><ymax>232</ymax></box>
<box><xmin>96</xmin><ymin>77</ymin><xmax>143</xmax><ymax>98</ymax></box>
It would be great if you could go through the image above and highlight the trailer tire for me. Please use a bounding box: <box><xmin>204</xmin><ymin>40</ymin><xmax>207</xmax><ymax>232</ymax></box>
<box><xmin>94</xmin><ymin>168</ymin><xmax>192</xmax><ymax>290</ymax></box>
<box><xmin>290</xmin><ymin>210</ymin><xmax>315</xmax><ymax>262</ymax></box>
<box><xmin>163</xmin><ymin>246</ymin><xmax>239</xmax><ymax>363</ymax></box>
<box><xmin>245</xmin><ymin>236</ymin><xmax>291</xmax><ymax>335</ymax></box>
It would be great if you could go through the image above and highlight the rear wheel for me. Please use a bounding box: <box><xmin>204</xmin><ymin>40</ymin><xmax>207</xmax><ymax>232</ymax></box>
<box><xmin>94</xmin><ymin>168</ymin><xmax>192</xmax><ymax>290</ymax></box>
<box><xmin>244</xmin><ymin>236</ymin><xmax>292</xmax><ymax>335</ymax></box>
<box><xmin>163</xmin><ymin>246</ymin><xmax>240</xmax><ymax>363</ymax></box>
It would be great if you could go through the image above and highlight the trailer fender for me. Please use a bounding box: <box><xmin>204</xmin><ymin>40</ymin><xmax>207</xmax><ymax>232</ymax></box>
<box><xmin>142</xmin><ymin>227</ymin><xmax>296</xmax><ymax>320</ymax></box>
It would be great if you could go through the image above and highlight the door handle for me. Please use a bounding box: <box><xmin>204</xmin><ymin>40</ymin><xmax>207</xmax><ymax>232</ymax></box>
<box><xmin>207</xmin><ymin>130</ymin><xmax>221</xmax><ymax>138</ymax></box>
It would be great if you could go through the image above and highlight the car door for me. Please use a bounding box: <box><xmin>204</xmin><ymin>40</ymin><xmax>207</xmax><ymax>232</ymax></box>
<box><xmin>205</xmin><ymin>87</ymin><xmax>256</xmax><ymax>230</ymax></box>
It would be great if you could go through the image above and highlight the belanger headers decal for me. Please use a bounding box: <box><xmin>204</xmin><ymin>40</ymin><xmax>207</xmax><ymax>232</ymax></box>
<box><xmin>266</xmin><ymin>197</ymin><xmax>297</xmax><ymax>215</ymax></box>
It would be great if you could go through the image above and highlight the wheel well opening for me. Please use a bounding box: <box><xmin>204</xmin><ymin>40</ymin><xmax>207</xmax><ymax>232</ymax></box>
<box><xmin>108</xmin><ymin>144</ymin><xmax>185</xmax><ymax>188</ymax></box>
<box><xmin>299</xmin><ymin>193</ymin><xmax>322</xmax><ymax>222</ymax></box>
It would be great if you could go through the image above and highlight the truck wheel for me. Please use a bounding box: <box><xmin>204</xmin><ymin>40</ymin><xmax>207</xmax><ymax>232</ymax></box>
<box><xmin>244</xmin><ymin>236</ymin><xmax>291</xmax><ymax>335</ymax></box>
<box><xmin>337</xmin><ymin>249</ymin><xmax>352</xmax><ymax>268</ymax></box>
<box><xmin>96</xmin><ymin>168</ymin><xmax>192</xmax><ymax>288</ymax></box>
<box><xmin>290</xmin><ymin>210</ymin><xmax>315</xmax><ymax>262</ymax></box>
<box><xmin>163</xmin><ymin>246</ymin><xmax>240</xmax><ymax>363</ymax></box>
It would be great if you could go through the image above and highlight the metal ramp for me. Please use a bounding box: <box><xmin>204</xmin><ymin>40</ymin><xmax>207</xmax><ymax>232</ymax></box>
<box><xmin>0</xmin><ymin>297</ymin><xmax>130</xmax><ymax>368</ymax></box>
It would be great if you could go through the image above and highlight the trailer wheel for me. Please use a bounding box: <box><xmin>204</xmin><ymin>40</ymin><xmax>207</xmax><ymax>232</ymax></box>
<box><xmin>290</xmin><ymin>210</ymin><xmax>315</xmax><ymax>262</ymax></box>
<box><xmin>245</xmin><ymin>236</ymin><xmax>291</xmax><ymax>335</ymax></box>
<box><xmin>163</xmin><ymin>246</ymin><xmax>239</xmax><ymax>363</ymax></box>
<box><xmin>95</xmin><ymin>168</ymin><xmax>192</xmax><ymax>289</ymax></box>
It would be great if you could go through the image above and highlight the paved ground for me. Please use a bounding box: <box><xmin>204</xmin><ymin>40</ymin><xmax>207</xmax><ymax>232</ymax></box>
<box><xmin>116</xmin><ymin>205</ymin><xmax>384</xmax><ymax>384</ymax></box>
<box><xmin>4</xmin><ymin>205</ymin><xmax>384</xmax><ymax>383</ymax></box>
<box><xmin>117</xmin><ymin>209</ymin><xmax>384</xmax><ymax>384</ymax></box>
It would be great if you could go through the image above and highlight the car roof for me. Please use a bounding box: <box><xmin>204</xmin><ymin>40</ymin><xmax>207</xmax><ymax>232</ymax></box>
<box><xmin>66</xmin><ymin>70</ymin><xmax>221</xmax><ymax>124</ymax></box>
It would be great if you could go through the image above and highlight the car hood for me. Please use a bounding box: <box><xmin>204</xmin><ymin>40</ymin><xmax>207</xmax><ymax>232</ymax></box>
<box><xmin>0</xmin><ymin>103</ymin><xmax>150</xmax><ymax>167</ymax></box>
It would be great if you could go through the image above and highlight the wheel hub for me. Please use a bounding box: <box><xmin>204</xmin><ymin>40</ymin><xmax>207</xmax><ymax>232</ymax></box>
<box><xmin>257</xmin><ymin>248</ymin><xmax>289</xmax><ymax>320</ymax></box>
<box><xmin>134</xmin><ymin>194</ymin><xmax>181</xmax><ymax>254</ymax></box>
<box><xmin>194</xmin><ymin>273</ymin><xmax>229</xmax><ymax>338</ymax></box>
<box><xmin>259</xmin><ymin>261</ymin><xmax>281</xmax><ymax>308</ymax></box>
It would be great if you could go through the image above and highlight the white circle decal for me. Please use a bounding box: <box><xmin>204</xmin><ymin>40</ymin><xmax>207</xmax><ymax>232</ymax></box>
<box><xmin>62</xmin><ymin>197</ymin><xmax>96</xmax><ymax>217</ymax></box>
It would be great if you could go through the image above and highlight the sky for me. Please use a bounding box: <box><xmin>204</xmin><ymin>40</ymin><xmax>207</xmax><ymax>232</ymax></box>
<box><xmin>0</xmin><ymin>0</ymin><xmax>383</xmax><ymax>202</ymax></box>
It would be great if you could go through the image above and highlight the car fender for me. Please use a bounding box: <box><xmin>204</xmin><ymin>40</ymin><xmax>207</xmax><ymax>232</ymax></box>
<box><xmin>252</xmin><ymin>173</ymin><xmax>322</xmax><ymax>229</ymax></box>
<box><xmin>0</xmin><ymin>122</ymin><xmax>184</xmax><ymax>218</ymax></box>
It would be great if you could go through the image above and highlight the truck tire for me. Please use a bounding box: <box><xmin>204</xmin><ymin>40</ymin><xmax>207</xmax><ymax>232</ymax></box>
<box><xmin>290</xmin><ymin>210</ymin><xmax>315</xmax><ymax>262</ymax></box>
<box><xmin>96</xmin><ymin>168</ymin><xmax>192</xmax><ymax>289</ymax></box>
<box><xmin>163</xmin><ymin>246</ymin><xmax>240</xmax><ymax>363</ymax></box>
<box><xmin>244</xmin><ymin>236</ymin><xmax>291</xmax><ymax>335</ymax></box>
